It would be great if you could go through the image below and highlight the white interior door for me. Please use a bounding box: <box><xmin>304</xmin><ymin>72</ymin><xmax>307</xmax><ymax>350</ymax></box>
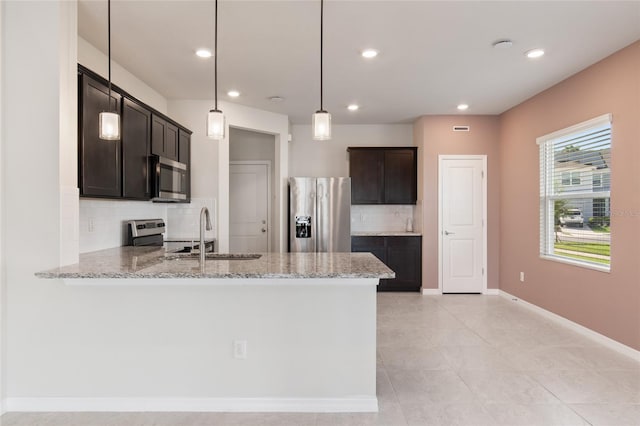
<box><xmin>230</xmin><ymin>163</ymin><xmax>269</xmax><ymax>253</ymax></box>
<box><xmin>439</xmin><ymin>156</ymin><xmax>486</xmax><ymax>293</ymax></box>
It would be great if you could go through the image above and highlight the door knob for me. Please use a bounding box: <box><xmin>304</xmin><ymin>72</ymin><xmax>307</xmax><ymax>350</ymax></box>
<box><xmin>444</xmin><ymin>230</ymin><xmax>455</xmax><ymax>235</ymax></box>
<box><xmin>261</xmin><ymin>228</ymin><xmax>267</xmax><ymax>233</ymax></box>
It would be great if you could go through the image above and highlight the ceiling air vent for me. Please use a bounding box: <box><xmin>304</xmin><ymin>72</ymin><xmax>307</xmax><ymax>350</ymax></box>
<box><xmin>453</xmin><ymin>125</ymin><xmax>470</xmax><ymax>132</ymax></box>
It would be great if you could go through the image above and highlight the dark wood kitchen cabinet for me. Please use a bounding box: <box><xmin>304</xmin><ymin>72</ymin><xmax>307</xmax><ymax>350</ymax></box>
<box><xmin>78</xmin><ymin>73</ymin><xmax>122</xmax><ymax>198</ymax></box>
<box><xmin>348</xmin><ymin>147</ymin><xmax>417</xmax><ymax>205</ymax></box>
<box><xmin>122</xmin><ymin>98</ymin><xmax>151</xmax><ymax>199</ymax></box>
<box><xmin>352</xmin><ymin>235</ymin><xmax>422</xmax><ymax>292</ymax></box>
<box><xmin>151</xmin><ymin>115</ymin><xmax>179</xmax><ymax>161</ymax></box>
<box><xmin>178</xmin><ymin>129</ymin><xmax>191</xmax><ymax>199</ymax></box>
<box><xmin>385</xmin><ymin>236</ymin><xmax>422</xmax><ymax>292</ymax></box>
<box><xmin>348</xmin><ymin>149</ymin><xmax>385</xmax><ymax>204</ymax></box>
<box><xmin>78</xmin><ymin>64</ymin><xmax>192</xmax><ymax>202</ymax></box>
<box><xmin>351</xmin><ymin>236</ymin><xmax>386</xmax><ymax>263</ymax></box>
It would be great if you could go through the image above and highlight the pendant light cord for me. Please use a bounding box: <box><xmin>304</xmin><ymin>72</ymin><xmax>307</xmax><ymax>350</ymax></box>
<box><xmin>320</xmin><ymin>0</ymin><xmax>324</xmax><ymax>112</ymax></box>
<box><xmin>214</xmin><ymin>0</ymin><xmax>218</xmax><ymax>111</ymax></box>
<box><xmin>107</xmin><ymin>0</ymin><xmax>112</xmax><ymax>112</ymax></box>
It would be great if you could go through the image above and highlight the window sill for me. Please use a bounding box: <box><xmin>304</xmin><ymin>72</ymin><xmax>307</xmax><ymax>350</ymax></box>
<box><xmin>540</xmin><ymin>254</ymin><xmax>610</xmax><ymax>273</ymax></box>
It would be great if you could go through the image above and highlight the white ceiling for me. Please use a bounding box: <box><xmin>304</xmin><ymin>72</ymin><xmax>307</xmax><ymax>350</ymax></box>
<box><xmin>78</xmin><ymin>1</ymin><xmax>640</xmax><ymax>124</ymax></box>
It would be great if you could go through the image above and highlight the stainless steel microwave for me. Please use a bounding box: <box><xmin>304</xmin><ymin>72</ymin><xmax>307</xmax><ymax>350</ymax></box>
<box><xmin>151</xmin><ymin>156</ymin><xmax>188</xmax><ymax>202</ymax></box>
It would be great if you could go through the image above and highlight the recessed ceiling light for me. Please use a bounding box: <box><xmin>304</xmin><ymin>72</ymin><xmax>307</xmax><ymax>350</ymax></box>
<box><xmin>361</xmin><ymin>49</ymin><xmax>378</xmax><ymax>59</ymax></box>
<box><xmin>525</xmin><ymin>48</ymin><xmax>545</xmax><ymax>59</ymax></box>
<box><xmin>457</xmin><ymin>104</ymin><xmax>469</xmax><ymax>111</ymax></box>
<box><xmin>195</xmin><ymin>48</ymin><xmax>212</xmax><ymax>58</ymax></box>
<box><xmin>227</xmin><ymin>90</ymin><xmax>240</xmax><ymax>98</ymax></box>
<box><xmin>347</xmin><ymin>104</ymin><xmax>359</xmax><ymax>111</ymax></box>
<box><xmin>492</xmin><ymin>39</ymin><xmax>513</xmax><ymax>49</ymax></box>
<box><xmin>268</xmin><ymin>96</ymin><xmax>284</xmax><ymax>102</ymax></box>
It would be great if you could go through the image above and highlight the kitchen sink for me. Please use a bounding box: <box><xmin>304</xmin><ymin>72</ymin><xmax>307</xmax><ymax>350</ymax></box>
<box><xmin>165</xmin><ymin>253</ymin><xmax>262</xmax><ymax>260</ymax></box>
<box><xmin>171</xmin><ymin>247</ymin><xmax>193</xmax><ymax>253</ymax></box>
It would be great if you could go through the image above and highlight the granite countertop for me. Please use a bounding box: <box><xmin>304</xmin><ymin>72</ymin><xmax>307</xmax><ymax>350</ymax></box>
<box><xmin>351</xmin><ymin>231</ymin><xmax>422</xmax><ymax>237</ymax></box>
<box><xmin>36</xmin><ymin>246</ymin><xmax>395</xmax><ymax>280</ymax></box>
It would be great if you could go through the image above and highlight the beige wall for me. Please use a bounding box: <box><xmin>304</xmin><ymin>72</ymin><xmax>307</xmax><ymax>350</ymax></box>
<box><xmin>289</xmin><ymin>124</ymin><xmax>413</xmax><ymax>177</ymax></box>
<box><xmin>414</xmin><ymin>116</ymin><xmax>501</xmax><ymax>290</ymax></box>
<box><xmin>230</xmin><ymin>128</ymin><xmax>276</xmax><ymax>163</ymax></box>
<box><xmin>499</xmin><ymin>41</ymin><xmax>640</xmax><ymax>350</ymax></box>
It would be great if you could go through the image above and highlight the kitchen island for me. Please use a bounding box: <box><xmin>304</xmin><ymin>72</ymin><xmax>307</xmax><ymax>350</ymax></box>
<box><xmin>35</xmin><ymin>248</ymin><xmax>393</xmax><ymax>413</ymax></box>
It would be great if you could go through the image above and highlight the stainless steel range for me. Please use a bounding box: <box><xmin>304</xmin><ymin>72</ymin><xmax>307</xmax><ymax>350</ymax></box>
<box><xmin>127</xmin><ymin>219</ymin><xmax>215</xmax><ymax>253</ymax></box>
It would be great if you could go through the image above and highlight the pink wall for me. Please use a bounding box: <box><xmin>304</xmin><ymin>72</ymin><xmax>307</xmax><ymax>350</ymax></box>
<box><xmin>414</xmin><ymin>116</ymin><xmax>501</xmax><ymax>290</ymax></box>
<box><xmin>499</xmin><ymin>41</ymin><xmax>640</xmax><ymax>350</ymax></box>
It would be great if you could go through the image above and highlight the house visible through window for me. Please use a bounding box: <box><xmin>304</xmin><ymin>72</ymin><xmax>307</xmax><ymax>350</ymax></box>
<box><xmin>538</xmin><ymin>114</ymin><xmax>611</xmax><ymax>270</ymax></box>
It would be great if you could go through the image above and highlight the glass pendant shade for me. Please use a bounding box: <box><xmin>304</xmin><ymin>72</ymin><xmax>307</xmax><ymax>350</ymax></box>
<box><xmin>207</xmin><ymin>109</ymin><xmax>225</xmax><ymax>139</ymax></box>
<box><xmin>312</xmin><ymin>110</ymin><xmax>331</xmax><ymax>140</ymax></box>
<box><xmin>99</xmin><ymin>111</ymin><xmax>120</xmax><ymax>140</ymax></box>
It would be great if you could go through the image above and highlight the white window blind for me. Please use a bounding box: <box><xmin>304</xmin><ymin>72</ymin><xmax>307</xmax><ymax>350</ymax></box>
<box><xmin>538</xmin><ymin>114</ymin><xmax>612</xmax><ymax>270</ymax></box>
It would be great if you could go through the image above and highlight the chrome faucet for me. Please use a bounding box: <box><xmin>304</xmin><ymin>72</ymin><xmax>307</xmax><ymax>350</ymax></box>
<box><xmin>200</xmin><ymin>207</ymin><xmax>212</xmax><ymax>263</ymax></box>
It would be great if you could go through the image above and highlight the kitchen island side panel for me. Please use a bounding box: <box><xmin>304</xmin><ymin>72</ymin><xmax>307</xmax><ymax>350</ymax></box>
<box><xmin>6</xmin><ymin>280</ymin><xmax>377</xmax><ymax>410</ymax></box>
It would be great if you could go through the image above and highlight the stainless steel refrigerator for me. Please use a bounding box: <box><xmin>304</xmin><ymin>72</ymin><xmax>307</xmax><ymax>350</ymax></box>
<box><xmin>289</xmin><ymin>177</ymin><xmax>351</xmax><ymax>252</ymax></box>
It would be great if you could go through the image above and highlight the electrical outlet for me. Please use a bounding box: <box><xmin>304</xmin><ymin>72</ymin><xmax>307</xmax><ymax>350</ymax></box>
<box><xmin>520</xmin><ymin>272</ymin><xmax>525</xmax><ymax>282</ymax></box>
<box><xmin>88</xmin><ymin>218</ymin><xmax>95</xmax><ymax>233</ymax></box>
<box><xmin>233</xmin><ymin>340</ymin><xmax>247</xmax><ymax>359</ymax></box>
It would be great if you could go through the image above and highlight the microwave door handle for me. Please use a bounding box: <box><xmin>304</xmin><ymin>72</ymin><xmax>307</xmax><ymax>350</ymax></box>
<box><xmin>316</xmin><ymin>183</ymin><xmax>323</xmax><ymax>252</ymax></box>
<box><xmin>154</xmin><ymin>160</ymin><xmax>160</xmax><ymax>198</ymax></box>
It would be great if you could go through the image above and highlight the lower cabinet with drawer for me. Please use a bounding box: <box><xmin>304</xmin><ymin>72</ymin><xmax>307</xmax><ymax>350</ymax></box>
<box><xmin>352</xmin><ymin>236</ymin><xmax>422</xmax><ymax>292</ymax></box>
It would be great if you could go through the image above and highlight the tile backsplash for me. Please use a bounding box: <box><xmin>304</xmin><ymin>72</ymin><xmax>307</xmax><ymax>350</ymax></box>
<box><xmin>351</xmin><ymin>204</ymin><xmax>415</xmax><ymax>233</ymax></box>
<box><xmin>79</xmin><ymin>199</ymin><xmax>168</xmax><ymax>253</ymax></box>
<box><xmin>79</xmin><ymin>198</ymin><xmax>216</xmax><ymax>253</ymax></box>
<box><xmin>166</xmin><ymin>198</ymin><xmax>216</xmax><ymax>241</ymax></box>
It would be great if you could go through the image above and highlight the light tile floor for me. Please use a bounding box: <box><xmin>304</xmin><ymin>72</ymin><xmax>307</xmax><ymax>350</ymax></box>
<box><xmin>2</xmin><ymin>294</ymin><xmax>639</xmax><ymax>426</ymax></box>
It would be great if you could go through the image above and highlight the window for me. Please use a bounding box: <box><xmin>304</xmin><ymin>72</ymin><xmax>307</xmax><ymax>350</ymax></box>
<box><xmin>538</xmin><ymin>114</ymin><xmax>611</xmax><ymax>271</ymax></box>
<box><xmin>592</xmin><ymin>173</ymin><xmax>602</xmax><ymax>188</ymax></box>
<box><xmin>561</xmin><ymin>171</ymin><xmax>581</xmax><ymax>186</ymax></box>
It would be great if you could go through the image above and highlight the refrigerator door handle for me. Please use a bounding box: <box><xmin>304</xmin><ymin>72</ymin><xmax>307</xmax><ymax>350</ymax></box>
<box><xmin>316</xmin><ymin>183</ymin><xmax>323</xmax><ymax>252</ymax></box>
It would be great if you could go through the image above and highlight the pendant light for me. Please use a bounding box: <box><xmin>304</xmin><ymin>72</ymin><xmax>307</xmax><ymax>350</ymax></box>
<box><xmin>312</xmin><ymin>0</ymin><xmax>331</xmax><ymax>140</ymax></box>
<box><xmin>207</xmin><ymin>0</ymin><xmax>225</xmax><ymax>140</ymax></box>
<box><xmin>99</xmin><ymin>0</ymin><xmax>120</xmax><ymax>140</ymax></box>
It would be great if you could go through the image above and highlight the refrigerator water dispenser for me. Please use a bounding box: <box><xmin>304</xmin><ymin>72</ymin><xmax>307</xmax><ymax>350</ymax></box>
<box><xmin>295</xmin><ymin>216</ymin><xmax>311</xmax><ymax>238</ymax></box>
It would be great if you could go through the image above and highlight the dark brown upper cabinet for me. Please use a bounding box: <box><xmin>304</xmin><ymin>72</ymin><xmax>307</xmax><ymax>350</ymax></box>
<box><xmin>78</xmin><ymin>64</ymin><xmax>192</xmax><ymax>202</ymax></box>
<box><xmin>151</xmin><ymin>115</ymin><xmax>179</xmax><ymax>161</ymax></box>
<box><xmin>348</xmin><ymin>147</ymin><xmax>417</xmax><ymax>205</ymax></box>
<box><xmin>78</xmin><ymin>73</ymin><xmax>122</xmax><ymax>198</ymax></box>
<box><xmin>122</xmin><ymin>98</ymin><xmax>151</xmax><ymax>200</ymax></box>
<box><xmin>178</xmin><ymin>129</ymin><xmax>191</xmax><ymax>199</ymax></box>
<box><xmin>349</xmin><ymin>149</ymin><xmax>385</xmax><ymax>204</ymax></box>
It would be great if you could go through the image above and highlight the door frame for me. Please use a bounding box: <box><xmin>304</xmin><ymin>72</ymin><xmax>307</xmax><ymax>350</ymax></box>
<box><xmin>438</xmin><ymin>155</ymin><xmax>488</xmax><ymax>294</ymax></box>
<box><xmin>229</xmin><ymin>161</ymin><xmax>272</xmax><ymax>253</ymax></box>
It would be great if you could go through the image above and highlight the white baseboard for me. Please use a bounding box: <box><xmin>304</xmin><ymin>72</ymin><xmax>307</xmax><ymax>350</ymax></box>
<box><xmin>421</xmin><ymin>289</ymin><xmax>499</xmax><ymax>295</ymax></box>
<box><xmin>4</xmin><ymin>397</ymin><xmax>378</xmax><ymax>413</ymax></box>
<box><xmin>499</xmin><ymin>290</ymin><xmax>640</xmax><ymax>362</ymax></box>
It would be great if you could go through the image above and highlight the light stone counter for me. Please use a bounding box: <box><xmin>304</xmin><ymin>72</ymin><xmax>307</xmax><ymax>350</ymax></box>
<box><xmin>351</xmin><ymin>231</ymin><xmax>422</xmax><ymax>237</ymax></box>
<box><xmin>36</xmin><ymin>246</ymin><xmax>395</xmax><ymax>280</ymax></box>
